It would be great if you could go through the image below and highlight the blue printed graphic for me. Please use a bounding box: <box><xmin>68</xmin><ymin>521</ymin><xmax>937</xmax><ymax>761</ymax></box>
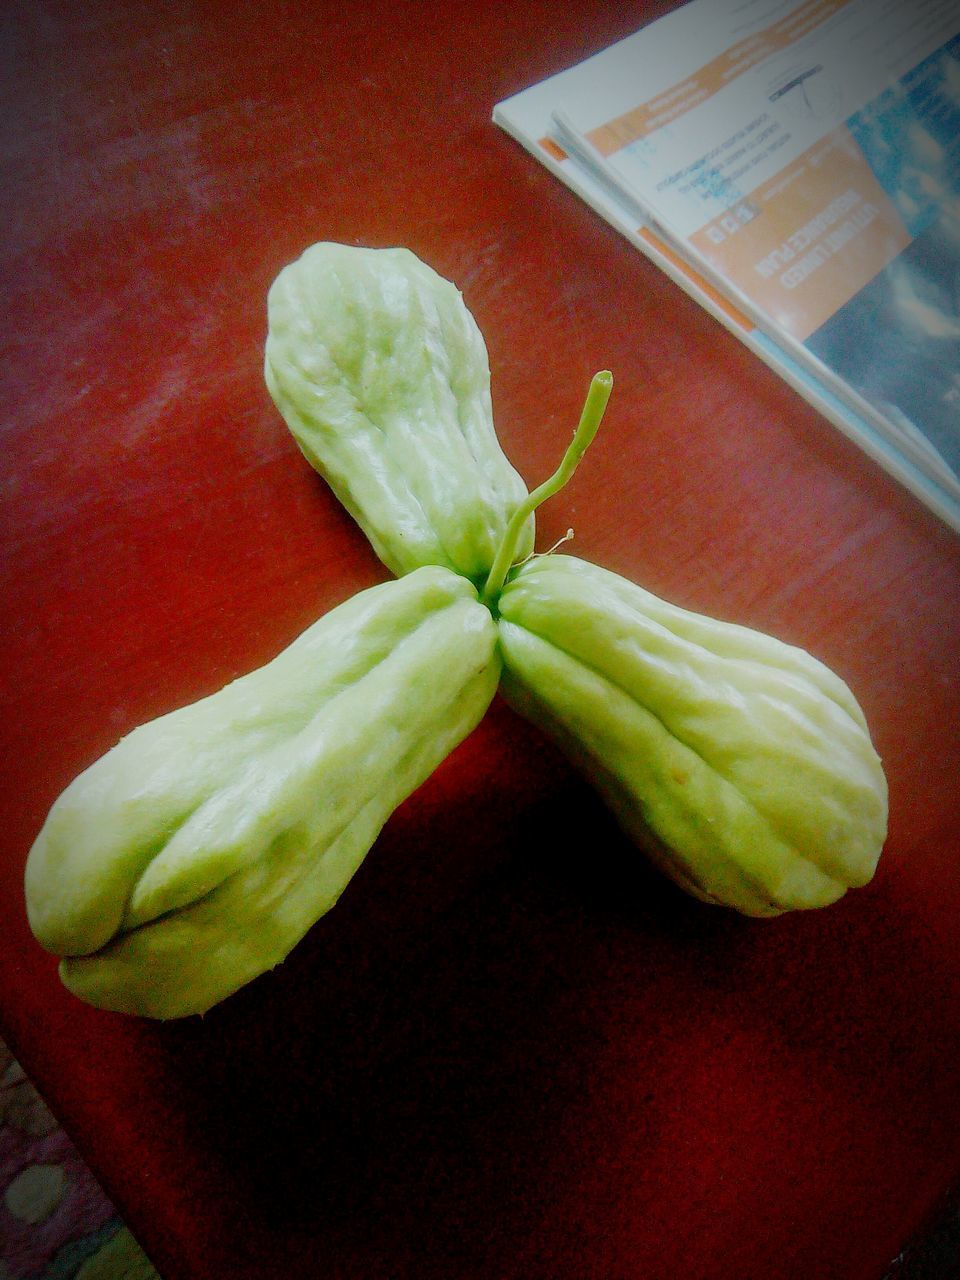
<box><xmin>805</xmin><ymin>35</ymin><xmax>960</xmax><ymax>480</ymax></box>
<box><xmin>846</xmin><ymin>34</ymin><xmax>960</xmax><ymax>236</ymax></box>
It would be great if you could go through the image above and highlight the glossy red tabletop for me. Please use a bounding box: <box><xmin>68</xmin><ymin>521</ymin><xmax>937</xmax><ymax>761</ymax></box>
<box><xmin>3</xmin><ymin>3</ymin><xmax>960</xmax><ymax>1277</ymax></box>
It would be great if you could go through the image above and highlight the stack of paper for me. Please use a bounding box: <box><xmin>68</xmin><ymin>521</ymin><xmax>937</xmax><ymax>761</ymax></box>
<box><xmin>494</xmin><ymin>0</ymin><xmax>960</xmax><ymax>533</ymax></box>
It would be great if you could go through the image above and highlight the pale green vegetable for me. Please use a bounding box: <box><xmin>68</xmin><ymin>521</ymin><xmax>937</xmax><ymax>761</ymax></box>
<box><xmin>264</xmin><ymin>241</ymin><xmax>534</xmax><ymax>583</ymax></box>
<box><xmin>497</xmin><ymin>555</ymin><xmax>888</xmax><ymax>916</ymax></box>
<box><xmin>25</xmin><ymin>567</ymin><xmax>500</xmax><ymax>1018</ymax></box>
<box><xmin>25</xmin><ymin>244</ymin><xmax>891</xmax><ymax>1021</ymax></box>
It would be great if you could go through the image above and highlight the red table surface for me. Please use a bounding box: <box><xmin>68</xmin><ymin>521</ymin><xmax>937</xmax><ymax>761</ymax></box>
<box><xmin>3</xmin><ymin>2</ymin><xmax>960</xmax><ymax>1277</ymax></box>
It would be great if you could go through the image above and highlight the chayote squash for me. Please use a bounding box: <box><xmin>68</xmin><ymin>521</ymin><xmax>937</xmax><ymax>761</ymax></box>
<box><xmin>24</xmin><ymin>244</ymin><xmax>890</xmax><ymax>1020</ymax></box>
<box><xmin>25</xmin><ymin>567</ymin><xmax>500</xmax><ymax>1018</ymax></box>
<box><xmin>497</xmin><ymin>554</ymin><xmax>888</xmax><ymax>916</ymax></box>
<box><xmin>264</xmin><ymin>242</ymin><xmax>534</xmax><ymax>583</ymax></box>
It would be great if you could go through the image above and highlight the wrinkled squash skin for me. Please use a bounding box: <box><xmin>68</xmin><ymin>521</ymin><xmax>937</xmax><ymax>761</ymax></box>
<box><xmin>26</xmin><ymin>569</ymin><xmax>499</xmax><ymax>1018</ymax></box>
<box><xmin>265</xmin><ymin>242</ymin><xmax>534</xmax><ymax>584</ymax></box>
<box><xmin>498</xmin><ymin>555</ymin><xmax>887</xmax><ymax>916</ymax></box>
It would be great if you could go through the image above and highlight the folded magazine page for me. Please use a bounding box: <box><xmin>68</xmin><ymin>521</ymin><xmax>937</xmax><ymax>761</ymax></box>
<box><xmin>494</xmin><ymin>0</ymin><xmax>960</xmax><ymax>533</ymax></box>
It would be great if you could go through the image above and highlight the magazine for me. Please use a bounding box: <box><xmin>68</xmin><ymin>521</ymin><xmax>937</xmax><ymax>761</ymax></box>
<box><xmin>494</xmin><ymin>0</ymin><xmax>960</xmax><ymax>533</ymax></box>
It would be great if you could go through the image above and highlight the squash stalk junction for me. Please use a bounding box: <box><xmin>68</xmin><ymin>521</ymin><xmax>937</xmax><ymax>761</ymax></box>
<box><xmin>481</xmin><ymin>369</ymin><xmax>613</xmax><ymax>612</ymax></box>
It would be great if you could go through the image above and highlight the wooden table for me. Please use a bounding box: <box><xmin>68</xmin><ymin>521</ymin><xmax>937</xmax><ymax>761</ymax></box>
<box><xmin>3</xmin><ymin>2</ymin><xmax>959</xmax><ymax>1276</ymax></box>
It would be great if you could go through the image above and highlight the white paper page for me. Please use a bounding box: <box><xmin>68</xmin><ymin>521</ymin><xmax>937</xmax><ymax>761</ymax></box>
<box><xmin>559</xmin><ymin>0</ymin><xmax>960</xmax><ymax>238</ymax></box>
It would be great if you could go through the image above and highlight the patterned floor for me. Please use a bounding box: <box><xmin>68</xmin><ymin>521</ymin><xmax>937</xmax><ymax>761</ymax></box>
<box><xmin>1</xmin><ymin>1040</ymin><xmax>159</xmax><ymax>1280</ymax></box>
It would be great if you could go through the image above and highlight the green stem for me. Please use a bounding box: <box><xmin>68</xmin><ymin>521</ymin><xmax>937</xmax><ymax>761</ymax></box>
<box><xmin>481</xmin><ymin>369</ymin><xmax>613</xmax><ymax>608</ymax></box>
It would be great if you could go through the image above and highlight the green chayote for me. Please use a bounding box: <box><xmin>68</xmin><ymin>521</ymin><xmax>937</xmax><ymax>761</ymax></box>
<box><xmin>264</xmin><ymin>241</ymin><xmax>534</xmax><ymax>583</ymax></box>
<box><xmin>26</xmin><ymin>568</ymin><xmax>499</xmax><ymax>1018</ymax></box>
<box><xmin>497</xmin><ymin>556</ymin><xmax>887</xmax><ymax>916</ymax></box>
<box><xmin>25</xmin><ymin>242</ymin><xmax>889</xmax><ymax>1019</ymax></box>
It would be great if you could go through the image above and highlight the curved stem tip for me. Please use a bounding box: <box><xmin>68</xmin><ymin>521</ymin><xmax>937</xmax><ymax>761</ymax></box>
<box><xmin>481</xmin><ymin>370</ymin><xmax>613</xmax><ymax>608</ymax></box>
